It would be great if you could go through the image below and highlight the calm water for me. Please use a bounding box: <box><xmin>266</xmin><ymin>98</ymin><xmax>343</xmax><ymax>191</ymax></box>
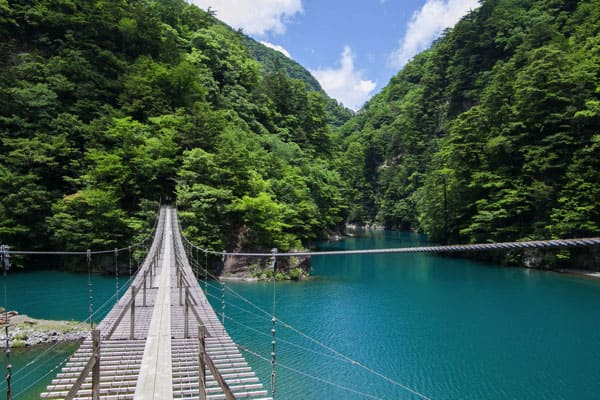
<box><xmin>3</xmin><ymin>232</ymin><xmax>600</xmax><ymax>399</ymax></box>
<box><xmin>212</xmin><ymin>231</ymin><xmax>600</xmax><ymax>400</ymax></box>
<box><xmin>0</xmin><ymin>271</ymin><xmax>118</xmax><ymax>398</ymax></box>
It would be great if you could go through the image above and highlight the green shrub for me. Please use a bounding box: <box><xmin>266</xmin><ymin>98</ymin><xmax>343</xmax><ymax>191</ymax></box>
<box><xmin>288</xmin><ymin>267</ymin><xmax>303</xmax><ymax>280</ymax></box>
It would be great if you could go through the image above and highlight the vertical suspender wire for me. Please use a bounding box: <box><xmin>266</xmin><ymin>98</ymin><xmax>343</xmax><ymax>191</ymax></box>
<box><xmin>192</xmin><ymin>245</ymin><xmax>196</xmax><ymax>279</ymax></box>
<box><xmin>2</xmin><ymin>245</ymin><xmax>12</xmax><ymax>400</ymax></box>
<box><xmin>221</xmin><ymin>251</ymin><xmax>226</xmax><ymax>334</ymax></box>
<box><xmin>271</xmin><ymin>249</ymin><xmax>278</xmax><ymax>399</ymax></box>
<box><xmin>114</xmin><ymin>248</ymin><xmax>119</xmax><ymax>305</ymax></box>
<box><xmin>204</xmin><ymin>250</ymin><xmax>208</xmax><ymax>296</ymax></box>
<box><xmin>87</xmin><ymin>250</ymin><xmax>94</xmax><ymax>330</ymax></box>
<box><xmin>195</xmin><ymin>246</ymin><xmax>199</xmax><ymax>280</ymax></box>
<box><xmin>128</xmin><ymin>245</ymin><xmax>132</xmax><ymax>276</ymax></box>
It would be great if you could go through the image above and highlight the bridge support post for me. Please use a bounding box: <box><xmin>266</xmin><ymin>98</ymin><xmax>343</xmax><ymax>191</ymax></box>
<box><xmin>198</xmin><ymin>325</ymin><xmax>206</xmax><ymax>400</ymax></box>
<box><xmin>91</xmin><ymin>329</ymin><xmax>100</xmax><ymax>400</ymax></box>
<box><xmin>184</xmin><ymin>288</ymin><xmax>189</xmax><ymax>338</ymax></box>
<box><xmin>177</xmin><ymin>269</ymin><xmax>187</xmax><ymax>306</ymax></box>
<box><xmin>179</xmin><ymin>283</ymin><xmax>183</xmax><ymax>306</ymax></box>
<box><xmin>130</xmin><ymin>286</ymin><xmax>136</xmax><ymax>340</ymax></box>
<box><xmin>143</xmin><ymin>272</ymin><xmax>147</xmax><ymax>306</ymax></box>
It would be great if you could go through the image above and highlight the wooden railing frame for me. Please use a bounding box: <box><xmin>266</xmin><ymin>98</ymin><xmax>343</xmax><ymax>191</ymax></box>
<box><xmin>173</xmin><ymin>234</ymin><xmax>236</xmax><ymax>400</ymax></box>
<box><xmin>64</xmin><ymin>329</ymin><xmax>100</xmax><ymax>400</ymax></box>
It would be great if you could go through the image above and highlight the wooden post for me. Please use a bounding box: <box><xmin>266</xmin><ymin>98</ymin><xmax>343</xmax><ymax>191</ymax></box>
<box><xmin>184</xmin><ymin>288</ymin><xmax>189</xmax><ymax>339</ymax></box>
<box><xmin>179</xmin><ymin>270</ymin><xmax>183</xmax><ymax>306</ymax></box>
<box><xmin>143</xmin><ymin>272</ymin><xmax>147</xmax><ymax>307</ymax></box>
<box><xmin>130</xmin><ymin>286</ymin><xmax>136</xmax><ymax>340</ymax></box>
<box><xmin>91</xmin><ymin>329</ymin><xmax>100</xmax><ymax>400</ymax></box>
<box><xmin>198</xmin><ymin>325</ymin><xmax>206</xmax><ymax>400</ymax></box>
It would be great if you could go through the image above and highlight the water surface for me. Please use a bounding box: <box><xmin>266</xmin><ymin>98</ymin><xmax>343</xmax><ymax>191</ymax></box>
<box><xmin>3</xmin><ymin>232</ymin><xmax>600</xmax><ymax>399</ymax></box>
<box><xmin>213</xmin><ymin>231</ymin><xmax>600</xmax><ymax>399</ymax></box>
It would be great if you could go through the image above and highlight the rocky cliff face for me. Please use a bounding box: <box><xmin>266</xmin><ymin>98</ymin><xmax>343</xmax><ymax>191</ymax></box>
<box><xmin>221</xmin><ymin>251</ymin><xmax>311</xmax><ymax>280</ymax></box>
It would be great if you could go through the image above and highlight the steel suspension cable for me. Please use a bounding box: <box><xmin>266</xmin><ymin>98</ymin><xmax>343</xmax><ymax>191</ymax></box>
<box><xmin>0</xmin><ymin>272</ymin><xmax>137</xmax><ymax>390</ymax></box>
<box><xmin>177</xmin><ymin>215</ymin><xmax>600</xmax><ymax>400</ymax></box>
<box><xmin>271</xmin><ymin>249</ymin><xmax>278</xmax><ymax>399</ymax></box>
<box><xmin>87</xmin><ymin>249</ymin><xmax>93</xmax><ymax>330</ymax></box>
<box><xmin>12</xmin><ymin>352</ymin><xmax>70</xmax><ymax>398</ymax></box>
<box><xmin>238</xmin><ymin>345</ymin><xmax>386</xmax><ymax>400</ymax></box>
<box><xmin>197</xmin><ymin>261</ymin><xmax>432</xmax><ymax>400</ymax></box>
<box><xmin>181</xmin><ymin>236</ymin><xmax>600</xmax><ymax>258</ymax></box>
<box><xmin>114</xmin><ymin>248</ymin><xmax>119</xmax><ymax>305</ymax></box>
<box><xmin>220</xmin><ymin>312</ymin><xmax>350</xmax><ymax>363</ymax></box>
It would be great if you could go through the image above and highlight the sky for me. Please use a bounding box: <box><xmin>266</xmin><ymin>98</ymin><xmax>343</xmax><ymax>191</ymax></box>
<box><xmin>189</xmin><ymin>0</ymin><xmax>480</xmax><ymax>111</ymax></box>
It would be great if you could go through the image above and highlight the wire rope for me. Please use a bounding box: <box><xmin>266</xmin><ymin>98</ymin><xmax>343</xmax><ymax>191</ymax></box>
<box><xmin>182</xmin><ymin>236</ymin><xmax>600</xmax><ymax>258</ymax></box>
<box><xmin>12</xmin><ymin>353</ymin><xmax>70</xmax><ymax>398</ymax></box>
<box><xmin>238</xmin><ymin>345</ymin><xmax>387</xmax><ymax>400</ymax></box>
<box><xmin>222</xmin><ymin>313</ymin><xmax>350</xmax><ymax>363</ymax></box>
<box><xmin>0</xmin><ymin>273</ymin><xmax>135</xmax><ymax>390</ymax></box>
<box><xmin>197</xmin><ymin>259</ymin><xmax>432</xmax><ymax>399</ymax></box>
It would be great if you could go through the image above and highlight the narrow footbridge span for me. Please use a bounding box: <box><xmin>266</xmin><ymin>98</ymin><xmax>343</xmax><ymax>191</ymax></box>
<box><xmin>40</xmin><ymin>207</ymin><xmax>271</xmax><ymax>400</ymax></box>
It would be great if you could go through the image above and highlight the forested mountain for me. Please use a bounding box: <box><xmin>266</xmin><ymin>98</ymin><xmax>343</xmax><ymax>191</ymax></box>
<box><xmin>0</xmin><ymin>0</ymin><xmax>350</xmax><ymax>255</ymax></box>
<box><xmin>338</xmin><ymin>0</ymin><xmax>600</xmax><ymax>267</ymax></box>
<box><xmin>242</xmin><ymin>37</ymin><xmax>353</xmax><ymax>127</ymax></box>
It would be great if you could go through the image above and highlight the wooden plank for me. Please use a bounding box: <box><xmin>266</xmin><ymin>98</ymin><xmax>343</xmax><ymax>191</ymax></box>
<box><xmin>43</xmin><ymin>207</ymin><xmax>269</xmax><ymax>400</ymax></box>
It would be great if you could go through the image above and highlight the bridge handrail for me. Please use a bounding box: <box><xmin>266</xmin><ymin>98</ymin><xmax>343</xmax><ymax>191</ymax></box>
<box><xmin>170</xmin><ymin>210</ymin><xmax>236</xmax><ymax>398</ymax></box>
<box><xmin>97</xmin><ymin>207</ymin><xmax>166</xmax><ymax>337</ymax></box>
<box><xmin>64</xmin><ymin>329</ymin><xmax>101</xmax><ymax>400</ymax></box>
<box><xmin>176</xmin><ymin>226</ymin><xmax>600</xmax><ymax>258</ymax></box>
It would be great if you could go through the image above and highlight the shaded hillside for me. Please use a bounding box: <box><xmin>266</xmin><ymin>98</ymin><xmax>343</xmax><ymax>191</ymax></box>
<box><xmin>0</xmin><ymin>0</ymin><xmax>348</xmax><ymax>255</ymax></box>
<box><xmin>338</xmin><ymin>0</ymin><xmax>600</xmax><ymax>267</ymax></box>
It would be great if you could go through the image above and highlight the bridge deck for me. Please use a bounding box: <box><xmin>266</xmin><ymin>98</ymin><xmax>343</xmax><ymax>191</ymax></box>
<box><xmin>41</xmin><ymin>207</ymin><xmax>271</xmax><ymax>400</ymax></box>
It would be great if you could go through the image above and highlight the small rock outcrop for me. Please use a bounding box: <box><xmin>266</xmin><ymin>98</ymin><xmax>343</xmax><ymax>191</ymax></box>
<box><xmin>221</xmin><ymin>251</ymin><xmax>311</xmax><ymax>281</ymax></box>
<box><xmin>0</xmin><ymin>313</ymin><xmax>89</xmax><ymax>348</ymax></box>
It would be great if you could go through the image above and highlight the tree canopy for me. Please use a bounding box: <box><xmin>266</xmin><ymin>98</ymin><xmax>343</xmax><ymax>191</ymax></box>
<box><xmin>0</xmin><ymin>0</ymin><xmax>350</xmax><ymax>254</ymax></box>
<box><xmin>336</xmin><ymin>0</ymin><xmax>600</xmax><ymax>267</ymax></box>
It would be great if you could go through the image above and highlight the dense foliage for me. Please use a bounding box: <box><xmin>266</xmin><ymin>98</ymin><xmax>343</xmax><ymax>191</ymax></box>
<box><xmin>0</xmin><ymin>0</ymin><xmax>350</xmax><ymax>254</ymax></box>
<box><xmin>242</xmin><ymin>36</ymin><xmax>353</xmax><ymax>127</ymax></box>
<box><xmin>338</xmin><ymin>0</ymin><xmax>600</xmax><ymax>267</ymax></box>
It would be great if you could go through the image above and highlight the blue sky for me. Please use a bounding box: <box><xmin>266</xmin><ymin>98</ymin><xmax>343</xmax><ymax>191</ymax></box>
<box><xmin>190</xmin><ymin>0</ymin><xmax>480</xmax><ymax>110</ymax></box>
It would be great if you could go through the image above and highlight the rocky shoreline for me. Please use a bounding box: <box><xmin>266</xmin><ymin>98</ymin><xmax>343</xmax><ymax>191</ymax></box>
<box><xmin>0</xmin><ymin>313</ymin><xmax>89</xmax><ymax>348</ymax></box>
<box><xmin>554</xmin><ymin>269</ymin><xmax>600</xmax><ymax>279</ymax></box>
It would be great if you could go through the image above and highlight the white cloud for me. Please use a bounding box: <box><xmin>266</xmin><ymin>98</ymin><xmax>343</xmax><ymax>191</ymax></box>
<box><xmin>259</xmin><ymin>41</ymin><xmax>291</xmax><ymax>58</ymax></box>
<box><xmin>311</xmin><ymin>46</ymin><xmax>376</xmax><ymax>111</ymax></box>
<box><xmin>190</xmin><ymin>0</ymin><xmax>302</xmax><ymax>36</ymax></box>
<box><xmin>389</xmin><ymin>0</ymin><xmax>479</xmax><ymax>69</ymax></box>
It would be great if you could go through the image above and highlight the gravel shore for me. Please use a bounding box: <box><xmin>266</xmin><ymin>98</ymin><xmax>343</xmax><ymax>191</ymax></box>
<box><xmin>0</xmin><ymin>313</ymin><xmax>90</xmax><ymax>348</ymax></box>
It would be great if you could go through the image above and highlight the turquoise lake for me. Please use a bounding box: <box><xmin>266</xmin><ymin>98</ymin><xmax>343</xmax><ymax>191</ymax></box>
<box><xmin>2</xmin><ymin>231</ymin><xmax>600</xmax><ymax>399</ymax></box>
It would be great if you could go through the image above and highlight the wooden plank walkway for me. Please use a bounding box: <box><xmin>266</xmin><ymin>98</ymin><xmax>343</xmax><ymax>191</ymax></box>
<box><xmin>41</xmin><ymin>206</ymin><xmax>271</xmax><ymax>400</ymax></box>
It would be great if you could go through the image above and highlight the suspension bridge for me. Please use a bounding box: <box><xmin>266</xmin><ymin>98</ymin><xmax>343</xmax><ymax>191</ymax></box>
<box><xmin>1</xmin><ymin>205</ymin><xmax>599</xmax><ymax>399</ymax></box>
<box><xmin>31</xmin><ymin>207</ymin><xmax>271</xmax><ymax>399</ymax></box>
